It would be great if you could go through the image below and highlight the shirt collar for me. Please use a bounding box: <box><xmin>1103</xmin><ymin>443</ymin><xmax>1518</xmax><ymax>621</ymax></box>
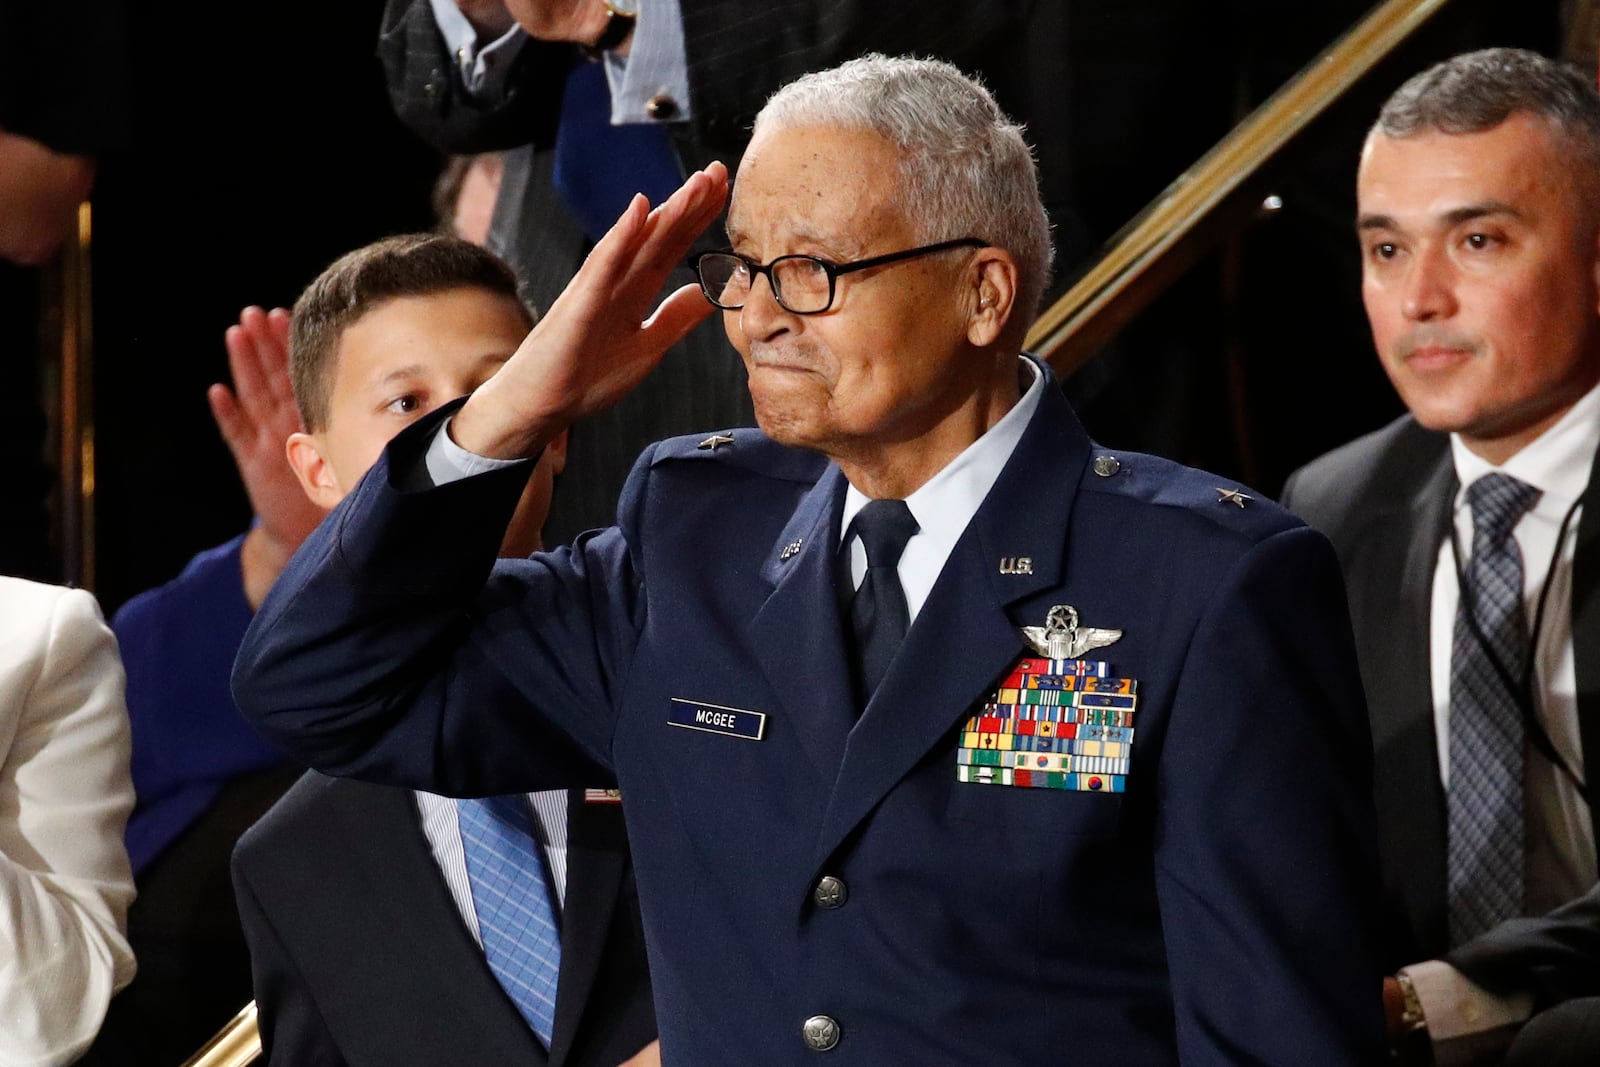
<box><xmin>840</xmin><ymin>356</ymin><xmax>1044</xmax><ymax>545</ymax></box>
<box><xmin>1451</xmin><ymin>376</ymin><xmax>1600</xmax><ymax>513</ymax></box>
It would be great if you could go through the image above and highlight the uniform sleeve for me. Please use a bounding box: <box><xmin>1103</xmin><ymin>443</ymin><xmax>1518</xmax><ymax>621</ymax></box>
<box><xmin>233</xmin><ymin>405</ymin><xmax>646</xmax><ymax>798</ymax></box>
<box><xmin>0</xmin><ymin>586</ymin><xmax>136</xmax><ymax>1066</ymax></box>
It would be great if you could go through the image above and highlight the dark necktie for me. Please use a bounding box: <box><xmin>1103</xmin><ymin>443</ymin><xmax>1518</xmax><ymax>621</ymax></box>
<box><xmin>457</xmin><ymin>795</ymin><xmax>563</xmax><ymax>1046</ymax></box>
<box><xmin>848</xmin><ymin>499</ymin><xmax>920</xmax><ymax>702</ymax></box>
<box><xmin>552</xmin><ymin>60</ymin><xmax>683</xmax><ymax>243</ymax></box>
<box><xmin>1447</xmin><ymin>472</ymin><xmax>1541</xmax><ymax>945</ymax></box>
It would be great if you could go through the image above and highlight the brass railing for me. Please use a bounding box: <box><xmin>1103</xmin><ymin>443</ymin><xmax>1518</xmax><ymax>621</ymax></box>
<box><xmin>174</xmin><ymin>0</ymin><xmax>1460</xmax><ymax>1063</ymax></box>
<box><xmin>38</xmin><ymin>200</ymin><xmax>96</xmax><ymax>588</ymax></box>
<box><xmin>1026</xmin><ymin>0</ymin><xmax>1455</xmax><ymax>372</ymax></box>
<box><xmin>180</xmin><ymin>1002</ymin><xmax>260</xmax><ymax>1067</ymax></box>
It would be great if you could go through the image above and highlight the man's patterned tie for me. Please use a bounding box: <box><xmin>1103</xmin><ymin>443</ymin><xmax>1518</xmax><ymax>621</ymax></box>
<box><xmin>457</xmin><ymin>795</ymin><xmax>562</xmax><ymax>1045</ymax></box>
<box><xmin>1447</xmin><ymin>472</ymin><xmax>1541</xmax><ymax>945</ymax></box>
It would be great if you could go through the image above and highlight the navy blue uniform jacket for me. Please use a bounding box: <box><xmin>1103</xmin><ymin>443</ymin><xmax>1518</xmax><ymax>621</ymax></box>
<box><xmin>234</xmin><ymin>367</ymin><xmax>1386</xmax><ymax>1065</ymax></box>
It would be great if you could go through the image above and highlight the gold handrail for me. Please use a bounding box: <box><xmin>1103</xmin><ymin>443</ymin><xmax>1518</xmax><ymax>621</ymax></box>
<box><xmin>179</xmin><ymin>1001</ymin><xmax>261</xmax><ymax>1067</ymax></box>
<box><xmin>58</xmin><ymin>200</ymin><xmax>96</xmax><ymax>589</ymax></box>
<box><xmin>1026</xmin><ymin>0</ymin><xmax>1456</xmax><ymax>371</ymax></box>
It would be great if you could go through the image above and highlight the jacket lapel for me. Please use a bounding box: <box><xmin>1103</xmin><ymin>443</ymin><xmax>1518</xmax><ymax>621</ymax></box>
<box><xmin>548</xmin><ymin>791</ymin><xmax>627</xmax><ymax>1067</ymax></box>
<box><xmin>1383</xmin><ymin>448</ymin><xmax>1455</xmax><ymax>954</ymax></box>
<box><xmin>1571</xmin><ymin>463</ymin><xmax>1600</xmax><ymax>841</ymax></box>
<box><xmin>337</xmin><ymin>783</ymin><xmax>550</xmax><ymax>1063</ymax></box>
<box><xmin>809</xmin><ymin>379</ymin><xmax>1092</xmax><ymax>873</ymax></box>
<box><xmin>748</xmin><ymin>465</ymin><xmax>857</xmax><ymax>780</ymax></box>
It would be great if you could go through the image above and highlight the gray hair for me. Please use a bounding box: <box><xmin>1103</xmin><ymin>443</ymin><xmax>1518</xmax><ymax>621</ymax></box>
<box><xmin>1375</xmin><ymin>47</ymin><xmax>1600</xmax><ymax>173</ymax></box>
<box><xmin>753</xmin><ymin>53</ymin><xmax>1054</xmax><ymax>325</ymax></box>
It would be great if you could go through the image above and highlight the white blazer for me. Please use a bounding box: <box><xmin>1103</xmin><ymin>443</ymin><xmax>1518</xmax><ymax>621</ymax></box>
<box><xmin>0</xmin><ymin>577</ymin><xmax>135</xmax><ymax>1066</ymax></box>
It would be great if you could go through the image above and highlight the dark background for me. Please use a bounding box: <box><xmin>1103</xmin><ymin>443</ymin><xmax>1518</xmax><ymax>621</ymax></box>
<box><xmin>86</xmin><ymin>0</ymin><xmax>441</xmax><ymax>612</ymax></box>
<box><xmin>12</xmin><ymin>0</ymin><xmax>1572</xmax><ymax>614</ymax></box>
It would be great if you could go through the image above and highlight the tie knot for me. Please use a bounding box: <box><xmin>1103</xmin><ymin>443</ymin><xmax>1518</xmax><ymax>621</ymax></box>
<box><xmin>853</xmin><ymin>499</ymin><xmax>919</xmax><ymax>569</ymax></box>
<box><xmin>1466</xmin><ymin>473</ymin><xmax>1541</xmax><ymax>547</ymax></box>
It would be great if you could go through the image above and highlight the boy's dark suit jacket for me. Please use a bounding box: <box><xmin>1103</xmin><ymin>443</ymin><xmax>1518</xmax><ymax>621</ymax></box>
<box><xmin>232</xmin><ymin>772</ymin><xmax>655</xmax><ymax>1066</ymax></box>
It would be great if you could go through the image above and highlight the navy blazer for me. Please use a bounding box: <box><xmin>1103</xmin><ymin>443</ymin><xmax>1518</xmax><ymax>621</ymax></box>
<box><xmin>235</xmin><ymin>368</ymin><xmax>1386</xmax><ymax>1065</ymax></box>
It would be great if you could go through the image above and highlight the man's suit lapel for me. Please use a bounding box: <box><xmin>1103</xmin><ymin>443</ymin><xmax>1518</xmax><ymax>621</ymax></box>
<box><xmin>1571</xmin><ymin>462</ymin><xmax>1600</xmax><ymax>839</ymax></box>
<box><xmin>1379</xmin><ymin>447</ymin><xmax>1455</xmax><ymax>954</ymax></box>
<box><xmin>335</xmin><ymin>783</ymin><xmax>549</xmax><ymax>1063</ymax></box>
<box><xmin>548</xmin><ymin>791</ymin><xmax>627</xmax><ymax>1067</ymax></box>
<box><xmin>811</xmin><ymin>379</ymin><xmax>1091</xmax><ymax>871</ymax></box>
<box><xmin>749</xmin><ymin>465</ymin><xmax>858</xmax><ymax>780</ymax></box>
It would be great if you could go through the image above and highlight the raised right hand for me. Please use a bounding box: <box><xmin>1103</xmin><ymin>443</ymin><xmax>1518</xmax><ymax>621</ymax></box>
<box><xmin>450</xmin><ymin>161</ymin><xmax>729</xmax><ymax>460</ymax></box>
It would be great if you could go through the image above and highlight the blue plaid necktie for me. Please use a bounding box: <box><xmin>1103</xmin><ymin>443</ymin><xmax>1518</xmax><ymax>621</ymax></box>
<box><xmin>1447</xmin><ymin>472</ymin><xmax>1541</xmax><ymax>945</ymax></box>
<box><xmin>848</xmin><ymin>499</ymin><xmax>920</xmax><ymax>703</ymax></box>
<box><xmin>457</xmin><ymin>795</ymin><xmax>562</xmax><ymax>1046</ymax></box>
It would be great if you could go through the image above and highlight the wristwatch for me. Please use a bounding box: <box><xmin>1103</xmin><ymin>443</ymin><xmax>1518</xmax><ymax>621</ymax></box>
<box><xmin>585</xmin><ymin>0</ymin><xmax>637</xmax><ymax>55</ymax></box>
<box><xmin>1395</xmin><ymin>973</ymin><xmax>1427</xmax><ymax>1033</ymax></box>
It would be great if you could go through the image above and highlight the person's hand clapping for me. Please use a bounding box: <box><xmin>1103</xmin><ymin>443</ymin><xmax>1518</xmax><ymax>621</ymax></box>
<box><xmin>210</xmin><ymin>306</ymin><xmax>326</xmax><ymax>609</ymax></box>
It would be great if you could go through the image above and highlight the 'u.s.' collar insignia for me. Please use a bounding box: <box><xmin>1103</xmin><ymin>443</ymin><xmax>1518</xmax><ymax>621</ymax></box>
<box><xmin>1020</xmin><ymin>604</ymin><xmax>1121</xmax><ymax>659</ymax></box>
<box><xmin>779</xmin><ymin>538</ymin><xmax>804</xmax><ymax>561</ymax></box>
<box><xmin>1217</xmin><ymin>487</ymin><xmax>1251</xmax><ymax>508</ymax></box>
<box><xmin>697</xmin><ymin>433</ymin><xmax>735</xmax><ymax>451</ymax></box>
<box><xmin>999</xmin><ymin>556</ymin><xmax>1033</xmax><ymax>575</ymax></box>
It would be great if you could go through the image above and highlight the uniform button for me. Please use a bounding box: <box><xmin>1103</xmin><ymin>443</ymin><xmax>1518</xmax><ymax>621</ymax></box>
<box><xmin>647</xmin><ymin>94</ymin><xmax>680</xmax><ymax>121</ymax></box>
<box><xmin>813</xmin><ymin>875</ymin><xmax>848</xmax><ymax>909</ymax></box>
<box><xmin>1092</xmin><ymin>454</ymin><xmax>1120</xmax><ymax>477</ymax></box>
<box><xmin>802</xmin><ymin>1015</ymin><xmax>840</xmax><ymax>1051</ymax></box>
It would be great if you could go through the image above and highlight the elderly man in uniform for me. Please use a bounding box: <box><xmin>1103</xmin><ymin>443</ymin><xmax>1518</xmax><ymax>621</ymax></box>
<box><xmin>235</xmin><ymin>55</ymin><xmax>1384</xmax><ymax>1064</ymax></box>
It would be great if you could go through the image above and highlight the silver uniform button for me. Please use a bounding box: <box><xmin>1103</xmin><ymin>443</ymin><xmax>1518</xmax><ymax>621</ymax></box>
<box><xmin>813</xmin><ymin>876</ymin><xmax>847</xmax><ymax>909</ymax></box>
<box><xmin>802</xmin><ymin>1015</ymin><xmax>841</xmax><ymax>1051</ymax></box>
<box><xmin>1092</xmin><ymin>454</ymin><xmax>1120</xmax><ymax>477</ymax></box>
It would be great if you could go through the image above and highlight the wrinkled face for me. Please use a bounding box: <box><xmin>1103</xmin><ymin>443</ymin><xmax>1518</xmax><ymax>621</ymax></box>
<box><xmin>723</xmin><ymin>123</ymin><xmax>984</xmax><ymax>460</ymax></box>
<box><xmin>1357</xmin><ymin>113</ymin><xmax>1600</xmax><ymax>462</ymax></box>
<box><xmin>312</xmin><ymin>287</ymin><xmax>557</xmax><ymax>553</ymax></box>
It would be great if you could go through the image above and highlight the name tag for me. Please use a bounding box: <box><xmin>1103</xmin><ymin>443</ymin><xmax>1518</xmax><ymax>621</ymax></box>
<box><xmin>668</xmin><ymin>698</ymin><xmax>767</xmax><ymax>741</ymax></box>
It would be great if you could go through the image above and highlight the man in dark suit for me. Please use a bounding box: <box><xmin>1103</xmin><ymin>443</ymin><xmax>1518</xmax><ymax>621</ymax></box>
<box><xmin>1281</xmin><ymin>48</ymin><xmax>1600</xmax><ymax>1067</ymax></box>
<box><xmin>375</xmin><ymin>0</ymin><xmax>1076</xmax><ymax>546</ymax></box>
<box><xmin>229</xmin><ymin>233</ymin><xmax>655</xmax><ymax>1065</ymax></box>
<box><xmin>236</xmin><ymin>55</ymin><xmax>1384</xmax><ymax>1063</ymax></box>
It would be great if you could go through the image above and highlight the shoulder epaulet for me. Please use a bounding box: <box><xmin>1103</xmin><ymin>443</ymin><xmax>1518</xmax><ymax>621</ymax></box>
<box><xmin>649</xmin><ymin>428</ymin><xmax>829</xmax><ymax>484</ymax></box>
<box><xmin>1079</xmin><ymin>447</ymin><xmax>1301</xmax><ymax>541</ymax></box>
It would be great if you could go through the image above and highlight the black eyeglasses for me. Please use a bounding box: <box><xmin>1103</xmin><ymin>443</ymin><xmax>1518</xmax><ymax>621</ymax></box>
<box><xmin>691</xmin><ymin>237</ymin><xmax>985</xmax><ymax>315</ymax></box>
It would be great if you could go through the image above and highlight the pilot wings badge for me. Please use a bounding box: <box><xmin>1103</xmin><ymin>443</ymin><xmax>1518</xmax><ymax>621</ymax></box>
<box><xmin>1020</xmin><ymin>604</ymin><xmax>1122</xmax><ymax>660</ymax></box>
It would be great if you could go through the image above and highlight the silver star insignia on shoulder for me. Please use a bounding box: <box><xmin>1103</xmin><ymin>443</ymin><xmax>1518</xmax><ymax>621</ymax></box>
<box><xmin>697</xmin><ymin>433</ymin><xmax>735</xmax><ymax>451</ymax></box>
<box><xmin>779</xmin><ymin>539</ymin><xmax>804</xmax><ymax>561</ymax></box>
<box><xmin>1217</xmin><ymin>487</ymin><xmax>1251</xmax><ymax>508</ymax></box>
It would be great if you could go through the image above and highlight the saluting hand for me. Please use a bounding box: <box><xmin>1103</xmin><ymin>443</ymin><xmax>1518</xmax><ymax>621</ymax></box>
<box><xmin>451</xmin><ymin>161</ymin><xmax>730</xmax><ymax>461</ymax></box>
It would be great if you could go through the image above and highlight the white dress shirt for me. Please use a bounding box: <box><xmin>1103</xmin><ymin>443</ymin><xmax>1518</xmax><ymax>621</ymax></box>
<box><xmin>838</xmin><ymin>359</ymin><xmax>1044</xmax><ymax>622</ymax></box>
<box><xmin>1406</xmin><ymin>377</ymin><xmax>1600</xmax><ymax>1042</ymax></box>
